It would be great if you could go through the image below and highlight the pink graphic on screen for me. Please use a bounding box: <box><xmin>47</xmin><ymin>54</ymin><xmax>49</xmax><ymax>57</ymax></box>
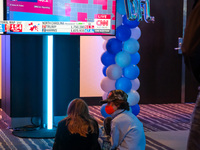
<box><xmin>71</xmin><ymin>0</ymin><xmax>88</xmax><ymax>4</ymax></box>
<box><xmin>93</xmin><ymin>0</ymin><xmax>108</xmax><ymax>10</ymax></box>
<box><xmin>78</xmin><ymin>13</ymin><xmax>87</xmax><ymax>22</ymax></box>
<box><xmin>65</xmin><ymin>4</ymin><xmax>71</xmax><ymax>17</ymax></box>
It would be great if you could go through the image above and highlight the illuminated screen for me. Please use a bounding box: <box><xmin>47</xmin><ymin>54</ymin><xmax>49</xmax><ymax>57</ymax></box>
<box><xmin>2</xmin><ymin>0</ymin><xmax>116</xmax><ymax>35</ymax></box>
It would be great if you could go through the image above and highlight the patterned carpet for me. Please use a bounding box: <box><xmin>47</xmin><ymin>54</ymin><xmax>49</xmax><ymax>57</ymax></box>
<box><xmin>89</xmin><ymin>103</ymin><xmax>194</xmax><ymax>132</ymax></box>
<box><xmin>0</xmin><ymin>103</ymin><xmax>195</xmax><ymax>150</ymax></box>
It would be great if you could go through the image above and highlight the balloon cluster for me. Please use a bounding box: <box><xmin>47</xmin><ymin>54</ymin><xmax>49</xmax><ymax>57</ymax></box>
<box><xmin>100</xmin><ymin>10</ymin><xmax>142</xmax><ymax>118</ymax></box>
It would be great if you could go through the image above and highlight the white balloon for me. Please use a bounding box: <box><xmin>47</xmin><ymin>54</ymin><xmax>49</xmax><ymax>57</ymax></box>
<box><xmin>101</xmin><ymin>36</ymin><xmax>115</xmax><ymax>41</ymax></box>
<box><xmin>102</xmin><ymin>92</ymin><xmax>108</xmax><ymax>100</ymax></box>
<box><xmin>127</xmin><ymin>90</ymin><xmax>140</xmax><ymax>106</ymax></box>
<box><xmin>131</xmin><ymin>78</ymin><xmax>140</xmax><ymax>90</ymax></box>
<box><xmin>116</xmin><ymin>12</ymin><xmax>123</xmax><ymax>28</ymax></box>
<box><xmin>106</xmin><ymin>64</ymin><xmax>123</xmax><ymax>80</ymax></box>
<box><xmin>102</xmin><ymin>40</ymin><xmax>107</xmax><ymax>51</ymax></box>
<box><xmin>131</xmin><ymin>27</ymin><xmax>141</xmax><ymax>40</ymax></box>
<box><xmin>100</xmin><ymin>77</ymin><xmax>116</xmax><ymax>92</ymax></box>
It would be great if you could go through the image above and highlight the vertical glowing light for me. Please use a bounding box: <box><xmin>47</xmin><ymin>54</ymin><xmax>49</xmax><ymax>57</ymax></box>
<box><xmin>47</xmin><ymin>35</ymin><xmax>53</xmax><ymax>129</ymax></box>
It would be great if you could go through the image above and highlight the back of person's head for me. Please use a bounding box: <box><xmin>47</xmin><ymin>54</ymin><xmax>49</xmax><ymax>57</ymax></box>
<box><xmin>66</xmin><ymin>98</ymin><xmax>97</xmax><ymax>137</ymax></box>
<box><xmin>67</xmin><ymin>98</ymin><xmax>89</xmax><ymax>118</ymax></box>
<box><xmin>100</xmin><ymin>90</ymin><xmax>130</xmax><ymax>111</ymax></box>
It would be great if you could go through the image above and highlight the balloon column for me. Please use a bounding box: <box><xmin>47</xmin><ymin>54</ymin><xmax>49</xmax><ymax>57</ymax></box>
<box><xmin>100</xmin><ymin>10</ymin><xmax>141</xmax><ymax>118</ymax></box>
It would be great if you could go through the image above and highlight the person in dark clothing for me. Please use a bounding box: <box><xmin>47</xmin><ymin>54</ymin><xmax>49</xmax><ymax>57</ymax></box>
<box><xmin>104</xmin><ymin>117</ymin><xmax>112</xmax><ymax>136</ymax></box>
<box><xmin>53</xmin><ymin>98</ymin><xmax>101</xmax><ymax>150</ymax></box>
<box><xmin>181</xmin><ymin>0</ymin><xmax>200</xmax><ymax>149</ymax></box>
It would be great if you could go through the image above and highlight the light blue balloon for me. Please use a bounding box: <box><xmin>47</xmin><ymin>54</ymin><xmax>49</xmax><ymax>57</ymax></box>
<box><xmin>123</xmin><ymin>65</ymin><xmax>140</xmax><ymax>80</ymax></box>
<box><xmin>127</xmin><ymin>90</ymin><xmax>140</xmax><ymax>106</ymax></box>
<box><xmin>115</xmin><ymin>51</ymin><xmax>131</xmax><ymax>68</ymax></box>
<box><xmin>106</xmin><ymin>64</ymin><xmax>123</xmax><ymax>80</ymax></box>
<box><xmin>131</xmin><ymin>52</ymin><xmax>140</xmax><ymax>65</ymax></box>
<box><xmin>131</xmin><ymin>27</ymin><xmax>141</xmax><ymax>40</ymax></box>
<box><xmin>115</xmin><ymin>77</ymin><xmax>132</xmax><ymax>93</ymax></box>
<box><xmin>123</xmin><ymin>38</ymin><xmax>140</xmax><ymax>54</ymax></box>
<box><xmin>117</xmin><ymin>0</ymin><xmax>126</xmax><ymax>15</ymax></box>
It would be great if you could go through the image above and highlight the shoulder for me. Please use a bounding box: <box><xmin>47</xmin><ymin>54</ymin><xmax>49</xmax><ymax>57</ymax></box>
<box><xmin>112</xmin><ymin>111</ymin><xmax>141</xmax><ymax>125</ymax></box>
<box><xmin>58</xmin><ymin>118</ymin><xmax>69</xmax><ymax>127</ymax></box>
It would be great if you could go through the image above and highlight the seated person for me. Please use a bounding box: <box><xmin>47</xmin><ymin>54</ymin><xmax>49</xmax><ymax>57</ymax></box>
<box><xmin>99</xmin><ymin>117</ymin><xmax>112</xmax><ymax>150</ymax></box>
<box><xmin>100</xmin><ymin>90</ymin><xmax>146</xmax><ymax>150</ymax></box>
<box><xmin>53</xmin><ymin>98</ymin><xmax>101</xmax><ymax>150</ymax></box>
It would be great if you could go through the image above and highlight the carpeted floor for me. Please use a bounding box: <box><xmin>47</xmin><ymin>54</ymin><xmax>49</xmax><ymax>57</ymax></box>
<box><xmin>0</xmin><ymin>103</ymin><xmax>195</xmax><ymax>150</ymax></box>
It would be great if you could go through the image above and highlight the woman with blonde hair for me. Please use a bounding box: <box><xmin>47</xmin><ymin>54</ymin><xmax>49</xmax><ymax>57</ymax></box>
<box><xmin>53</xmin><ymin>98</ymin><xmax>101</xmax><ymax>150</ymax></box>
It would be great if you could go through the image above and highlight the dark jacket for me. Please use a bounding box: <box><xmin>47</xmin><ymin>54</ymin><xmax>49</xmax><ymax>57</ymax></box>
<box><xmin>53</xmin><ymin>118</ymin><xmax>101</xmax><ymax>150</ymax></box>
<box><xmin>182</xmin><ymin>0</ymin><xmax>200</xmax><ymax>83</ymax></box>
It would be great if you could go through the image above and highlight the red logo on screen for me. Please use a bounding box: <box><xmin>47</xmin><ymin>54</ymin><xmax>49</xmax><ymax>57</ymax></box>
<box><xmin>9</xmin><ymin>24</ymin><xmax>22</xmax><ymax>32</ymax></box>
<box><xmin>96</xmin><ymin>20</ymin><xmax>108</xmax><ymax>26</ymax></box>
<box><xmin>28</xmin><ymin>22</ymin><xmax>39</xmax><ymax>31</ymax></box>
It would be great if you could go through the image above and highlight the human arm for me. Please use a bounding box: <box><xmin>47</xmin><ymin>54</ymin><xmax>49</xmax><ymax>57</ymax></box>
<box><xmin>110</xmin><ymin>121</ymin><xmax>120</xmax><ymax>150</ymax></box>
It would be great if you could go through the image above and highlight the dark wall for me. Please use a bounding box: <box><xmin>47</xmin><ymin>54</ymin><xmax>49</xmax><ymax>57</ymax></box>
<box><xmin>3</xmin><ymin>35</ymin><xmax>80</xmax><ymax>117</ymax></box>
<box><xmin>137</xmin><ymin>0</ymin><xmax>198</xmax><ymax>104</ymax></box>
<box><xmin>11</xmin><ymin>35</ymin><xmax>43</xmax><ymax>117</ymax></box>
<box><xmin>53</xmin><ymin>35</ymin><xmax>80</xmax><ymax>116</ymax></box>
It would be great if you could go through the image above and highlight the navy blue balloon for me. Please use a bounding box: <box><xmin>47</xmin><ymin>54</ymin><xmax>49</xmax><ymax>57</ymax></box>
<box><xmin>131</xmin><ymin>104</ymin><xmax>140</xmax><ymax>116</ymax></box>
<box><xmin>123</xmin><ymin>65</ymin><xmax>140</xmax><ymax>80</ymax></box>
<box><xmin>123</xmin><ymin>15</ymin><xmax>140</xmax><ymax>28</ymax></box>
<box><xmin>106</xmin><ymin>38</ymin><xmax>122</xmax><ymax>55</ymax></box>
<box><xmin>115</xmin><ymin>77</ymin><xmax>132</xmax><ymax>93</ymax></box>
<box><xmin>131</xmin><ymin>52</ymin><xmax>140</xmax><ymax>65</ymax></box>
<box><xmin>101</xmin><ymin>104</ymin><xmax>112</xmax><ymax>118</ymax></box>
<box><xmin>116</xmin><ymin>25</ymin><xmax>131</xmax><ymax>42</ymax></box>
<box><xmin>103</xmin><ymin>66</ymin><xmax>108</xmax><ymax>76</ymax></box>
<box><xmin>101</xmin><ymin>51</ymin><xmax>115</xmax><ymax>66</ymax></box>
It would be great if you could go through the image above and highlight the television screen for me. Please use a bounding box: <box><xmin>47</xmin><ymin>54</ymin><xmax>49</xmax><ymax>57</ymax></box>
<box><xmin>1</xmin><ymin>0</ymin><xmax>116</xmax><ymax>35</ymax></box>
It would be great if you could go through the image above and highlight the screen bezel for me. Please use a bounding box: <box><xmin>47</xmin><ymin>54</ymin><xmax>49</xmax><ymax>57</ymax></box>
<box><xmin>3</xmin><ymin>0</ymin><xmax>116</xmax><ymax>36</ymax></box>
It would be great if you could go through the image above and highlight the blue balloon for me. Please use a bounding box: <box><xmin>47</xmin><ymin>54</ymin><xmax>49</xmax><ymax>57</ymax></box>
<box><xmin>131</xmin><ymin>104</ymin><xmax>140</xmax><ymax>116</ymax></box>
<box><xmin>123</xmin><ymin>15</ymin><xmax>140</xmax><ymax>28</ymax></box>
<box><xmin>123</xmin><ymin>38</ymin><xmax>140</xmax><ymax>54</ymax></box>
<box><xmin>115</xmin><ymin>77</ymin><xmax>132</xmax><ymax>93</ymax></box>
<box><xmin>101</xmin><ymin>104</ymin><xmax>112</xmax><ymax>118</ymax></box>
<box><xmin>106</xmin><ymin>38</ymin><xmax>122</xmax><ymax>55</ymax></box>
<box><xmin>101</xmin><ymin>51</ymin><xmax>115</xmax><ymax>66</ymax></box>
<box><xmin>115</xmin><ymin>51</ymin><xmax>131</xmax><ymax>68</ymax></box>
<box><xmin>131</xmin><ymin>52</ymin><xmax>140</xmax><ymax>65</ymax></box>
<box><xmin>103</xmin><ymin>66</ymin><xmax>108</xmax><ymax>76</ymax></box>
<box><xmin>117</xmin><ymin>0</ymin><xmax>126</xmax><ymax>15</ymax></box>
<box><xmin>116</xmin><ymin>25</ymin><xmax>131</xmax><ymax>42</ymax></box>
<box><xmin>123</xmin><ymin>65</ymin><xmax>140</xmax><ymax>80</ymax></box>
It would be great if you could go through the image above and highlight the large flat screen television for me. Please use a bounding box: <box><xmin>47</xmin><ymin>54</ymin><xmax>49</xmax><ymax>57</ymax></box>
<box><xmin>0</xmin><ymin>0</ymin><xmax>116</xmax><ymax>35</ymax></box>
